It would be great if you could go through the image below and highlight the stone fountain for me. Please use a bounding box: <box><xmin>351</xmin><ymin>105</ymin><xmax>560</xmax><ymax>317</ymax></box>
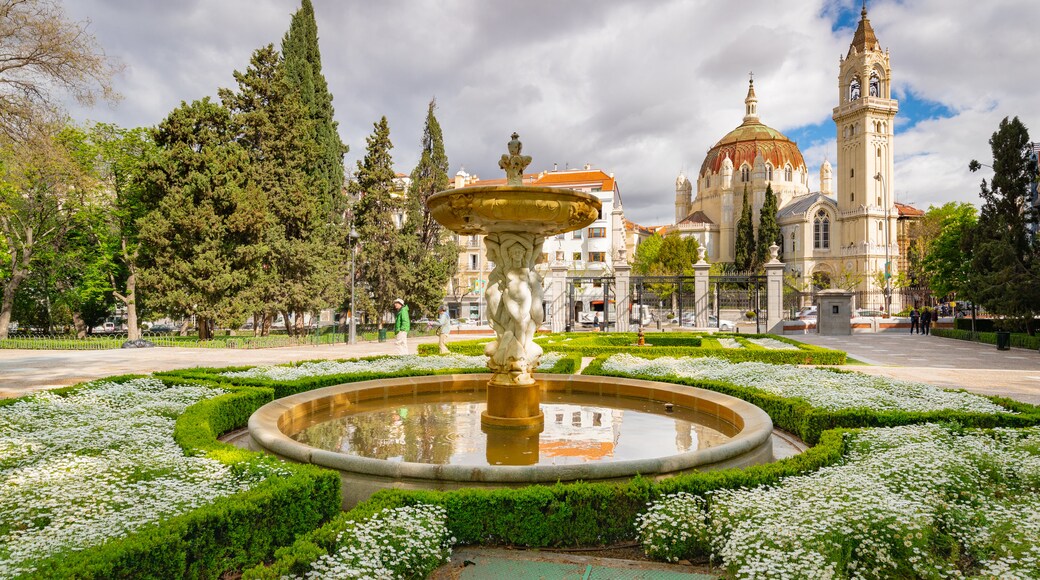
<box><xmin>427</xmin><ymin>133</ymin><xmax>600</xmax><ymax>433</ymax></box>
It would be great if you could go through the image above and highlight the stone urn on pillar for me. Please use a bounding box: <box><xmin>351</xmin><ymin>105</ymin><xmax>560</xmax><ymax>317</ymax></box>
<box><xmin>427</xmin><ymin>134</ymin><xmax>601</xmax><ymax>434</ymax></box>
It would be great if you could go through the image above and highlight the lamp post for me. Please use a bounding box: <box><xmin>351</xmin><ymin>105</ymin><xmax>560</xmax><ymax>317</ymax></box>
<box><xmin>348</xmin><ymin>227</ymin><xmax>359</xmax><ymax>344</ymax></box>
<box><xmin>874</xmin><ymin>172</ymin><xmax>892</xmax><ymax>316</ymax></box>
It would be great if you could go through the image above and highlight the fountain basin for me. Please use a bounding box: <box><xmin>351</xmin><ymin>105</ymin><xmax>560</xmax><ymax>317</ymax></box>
<box><xmin>249</xmin><ymin>374</ymin><xmax>774</xmax><ymax>508</ymax></box>
<box><xmin>426</xmin><ymin>185</ymin><xmax>601</xmax><ymax>236</ymax></box>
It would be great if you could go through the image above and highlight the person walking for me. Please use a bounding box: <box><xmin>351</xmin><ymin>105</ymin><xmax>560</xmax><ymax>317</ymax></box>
<box><xmin>393</xmin><ymin>298</ymin><xmax>410</xmax><ymax>355</ymax></box>
<box><xmin>436</xmin><ymin>305</ymin><xmax>451</xmax><ymax>354</ymax></box>
<box><xmin>921</xmin><ymin>307</ymin><xmax>932</xmax><ymax>336</ymax></box>
<box><xmin>909</xmin><ymin>307</ymin><xmax>920</xmax><ymax>335</ymax></box>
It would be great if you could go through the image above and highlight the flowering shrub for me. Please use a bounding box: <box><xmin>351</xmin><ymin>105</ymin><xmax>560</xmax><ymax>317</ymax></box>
<box><xmin>0</xmin><ymin>378</ymin><xmax>268</xmax><ymax>578</ymax></box>
<box><xmin>745</xmin><ymin>337</ymin><xmax>798</xmax><ymax>350</ymax></box>
<box><xmin>293</xmin><ymin>504</ymin><xmax>453</xmax><ymax>579</ymax></box>
<box><xmin>664</xmin><ymin>425</ymin><xmax>1040</xmax><ymax>578</ymax></box>
<box><xmin>716</xmin><ymin>338</ymin><xmax>742</xmax><ymax>349</ymax></box>
<box><xmin>635</xmin><ymin>492</ymin><xmax>711</xmax><ymax>562</ymax></box>
<box><xmin>221</xmin><ymin>352</ymin><xmax>564</xmax><ymax>381</ymax></box>
<box><xmin>600</xmin><ymin>353</ymin><xmax>1008</xmax><ymax>414</ymax></box>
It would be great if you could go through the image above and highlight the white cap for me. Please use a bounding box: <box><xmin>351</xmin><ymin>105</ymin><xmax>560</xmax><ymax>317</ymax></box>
<box><xmin>394</xmin><ymin>298</ymin><xmax>404</xmax><ymax>305</ymax></box>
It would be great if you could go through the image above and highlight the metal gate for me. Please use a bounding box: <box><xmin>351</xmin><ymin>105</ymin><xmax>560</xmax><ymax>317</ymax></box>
<box><xmin>628</xmin><ymin>276</ymin><xmax>697</xmax><ymax>329</ymax></box>
<box><xmin>565</xmin><ymin>276</ymin><xmax>615</xmax><ymax>332</ymax></box>
<box><xmin>709</xmin><ymin>274</ymin><xmax>767</xmax><ymax>333</ymax></box>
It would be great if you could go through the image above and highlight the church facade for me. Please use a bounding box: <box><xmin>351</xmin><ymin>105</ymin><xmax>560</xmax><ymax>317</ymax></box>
<box><xmin>669</xmin><ymin>6</ymin><xmax>900</xmax><ymax>304</ymax></box>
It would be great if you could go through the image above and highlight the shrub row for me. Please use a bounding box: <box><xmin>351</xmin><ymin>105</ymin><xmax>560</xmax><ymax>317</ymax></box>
<box><xmin>934</xmin><ymin>327</ymin><xmax>1040</xmax><ymax>350</ymax></box>
<box><xmin>422</xmin><ymin>332</ymin><xmax>846</xmax><ymax>365</ymax></box>
<box><xmin>21</xmin><ymin>376</ymin><xmax>340</xmax><ymax>579</ymax></box>
<box><xmin>953</xmin><ymin>317</ymin><xmax>1040</xmax><ymax>334</ymax></box>
<box><xmin>243</xmin><ymin>428</ymin><xmax>849</xmax><ymax>578</ymax></box>
<box><xmin>582</xmin><ymin>356</ymin><xmax>1040</xmax><ymax>445</ymax></box>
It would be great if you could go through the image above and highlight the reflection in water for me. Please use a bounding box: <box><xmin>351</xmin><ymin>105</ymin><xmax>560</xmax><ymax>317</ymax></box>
<box><xmin>290</xmin><ymin>392</ymin><xmax>738</xmax><ymax>467</ymax></box>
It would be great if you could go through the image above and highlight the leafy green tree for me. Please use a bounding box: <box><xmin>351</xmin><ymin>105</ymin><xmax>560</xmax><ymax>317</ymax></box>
<box><xmin>734</xmin><ymin>184</ymin><xmax>756</xmax><ymax>271</ymax></box>
<box><xmin>220</xmin><ymin>44</ymin><xmax>343</xmax><ymax>336</ymax></box>
<box><xmin>755</xmin><ymin>183</ymin><xmax>780</xmax><ymax>267</ymax></box>
<box><xmin>400</xmin><ymin>99</ymin><xmax>458</xmax><ymax>317</ymax></box>
<box><xmin>966</xmin><ymin>116</ymin><xmax>1040</xmax><ymax>327</ymax></box>
<box><xmin>919</xmin><ymin>202</ymin><xmax>977</xmax><ymax>299</ymax></box>
<box><xmin>631</xmin><ymin>232</ymin><xmax>699</xmax><ymax>312</ymax></box>
<box><xmin>351</xmin><ymin>117</ymin><xmax>403</xmax><ymax>328</ymax></box>
<box><xmin>137</xmin><ymin>98</ymin><xmax>258</xmax><ymax>340</ymax></box>
<box><xmin>281</xmin><ymin>0</ymin><xmax>346</xmax><ymax>215</ymax></box>
<box><xmin>0</xmin><ymin>124</ymin><xmax>95</xmax><ymax>338</ymax></box>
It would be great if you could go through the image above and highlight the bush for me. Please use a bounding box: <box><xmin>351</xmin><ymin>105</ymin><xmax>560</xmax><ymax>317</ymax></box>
<box><xmin>934</xmin><ymin>328</ymin><xmax>1040</xmax><ymax>350</ymax></box>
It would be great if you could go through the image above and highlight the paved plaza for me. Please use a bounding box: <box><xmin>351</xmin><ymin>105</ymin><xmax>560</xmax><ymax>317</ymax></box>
<box><xmin>1</xmin><ymin>332</ymin><xmax>1038</xmax><ymax>405</ymax></box>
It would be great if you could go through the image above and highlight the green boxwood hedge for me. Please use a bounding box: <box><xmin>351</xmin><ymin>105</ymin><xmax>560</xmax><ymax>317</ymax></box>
<box><xmin>933</xmin><ymin>327</ymin><xmax>1040</xmax><ymax>350</ymax></box>
<box><xmin>18</xmin><ymin>376</ymin><xmax>340</xmax><ymax>580</ymax></box>
<box><xmin>581</xmin><ymin>356</ymin><xmax>1040</xmax><ymax>445</ymax></box>
<box><xmin>420</xmin><ymin>332</ymin><xmax>846</xmax><ymax>365</ymax></box>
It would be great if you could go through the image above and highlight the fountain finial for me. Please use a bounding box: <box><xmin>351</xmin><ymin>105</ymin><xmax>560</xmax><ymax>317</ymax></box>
<box><xmin>499</xmin><ymin>132</ymin><xmax>532</xmax><ymax>186</ymax></box>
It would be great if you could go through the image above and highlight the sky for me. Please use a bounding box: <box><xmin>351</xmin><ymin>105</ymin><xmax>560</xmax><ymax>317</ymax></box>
<box><xmin>62</xmin><ymin>0</ymin><xmax>1040</xmax><ymax>226</ymax></box>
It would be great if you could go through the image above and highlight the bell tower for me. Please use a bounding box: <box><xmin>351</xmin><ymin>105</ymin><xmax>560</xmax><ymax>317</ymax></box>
<box><xmin>832</xmin><ymin>2</ymin><xmax>898</xmax><ymax>284</ymax></box>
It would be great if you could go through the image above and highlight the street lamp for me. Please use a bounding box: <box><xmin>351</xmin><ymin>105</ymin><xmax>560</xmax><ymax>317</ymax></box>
<box><xmin>348</xmin><ymin>227</ymin><xmax>359</xmax><ymax>345</ymax></box>
<box><xmin>874</xmin><ymin>172</ymin><xmax>892</xmax><ymax>316</ymax></box>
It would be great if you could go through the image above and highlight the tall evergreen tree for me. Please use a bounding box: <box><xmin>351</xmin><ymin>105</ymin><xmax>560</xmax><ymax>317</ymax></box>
<box><xmin>281</xmin><ymin>0</ymin><xmax>346</xmax><ymax>215</ymax></box>
<box><xmin>400</xmin><ymin>99</ymin><xmax>458</xmax><ymax>317</ymax></box>
<box><xmin>220</xmin><ymin>44</ymin><xmax>342</xmax><ymax>335</ymax></box>
<box><xmin>966</xmin><ymin>116</ymin><xmax>1040</xmax><ymax>326</ymax></box>
<box><xmin>351</xmin><ymin>117</ymin><xmax>402</xmax><ymax>328</ymax></box>
<box><xmin>734</xmin><ymin>184</ymin><xmax>756</xmax><ymax>271</ymax></box>
<box><xmin>755</xmin><ymin>182</ymin><xmax>781</xmax><ymax>267</ymax></box>
<box><xmin>137</xmin><ymin>98</ymin><xmax>256</xmax><ymax>340</ymax></box>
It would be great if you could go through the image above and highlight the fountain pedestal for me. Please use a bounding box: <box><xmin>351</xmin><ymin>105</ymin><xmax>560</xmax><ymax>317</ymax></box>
<box><xmin>428</xmin><ymin>134</ymin><xmax>600</xmax><ymax>432</ymax></box>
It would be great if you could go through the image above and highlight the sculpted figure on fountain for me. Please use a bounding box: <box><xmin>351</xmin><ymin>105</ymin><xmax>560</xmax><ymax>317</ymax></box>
<box><xmin>483</xmin><ymin>232</ymin><xmax>544</xmax><ymax>381</ymax></box>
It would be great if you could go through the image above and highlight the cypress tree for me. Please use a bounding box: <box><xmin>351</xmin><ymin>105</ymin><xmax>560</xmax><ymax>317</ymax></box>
<box><xmin>281</xmin><ymin>0</ymin><xmax>347</xmax><ymax>214</ymax></box>
<box><xmin>351</xmin><ymin>117</ymin><xmax>403</xmax><ymax>327</ymax></box>
<box><xmin>400</xmin><ymin>99</ymin><xmax>459</xmax><ymax>317</ymax></box>
<box><xmin>755</xmin><ymin>182</ymin><xmax>781</xmax><ymax>267</ymax></box>
<box><xmin>734</xmin><ymin>184</ymin><xmax>756</xmax><ymax>271</ymax></box>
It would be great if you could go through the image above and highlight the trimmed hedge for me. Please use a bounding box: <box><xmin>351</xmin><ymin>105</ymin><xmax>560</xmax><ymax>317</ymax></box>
<box><xmin>17</xmin><ymin>376</ymin><xmax>340</xmax><ymax>580</ymax></box>
<box><xmin>420</xmin><ymin>332</ymin><xmax>846</xmax><ymax>365</ymax></box>
<box><xmin>934</xmin><ymin>327</ymin><xmax>1040</xmax><ymax>350</ymax></box>
<box><xmin>243</xmin><ymin>429</ymin><xmax>849</xmax><ymax>578</ymax></box>
<box><xmin>582</xmin><ymin>356</ymin><xmax>1040</xmax><ymax>445</ymax></box>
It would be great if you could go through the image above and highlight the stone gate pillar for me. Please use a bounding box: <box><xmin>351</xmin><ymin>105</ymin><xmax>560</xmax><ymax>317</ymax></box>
<box><xmin>614</xmin><ymin>256</ymin><xmax>631</xmax><ymax>333</ymax></box>
<box><xmin>693</xmin><ymin>246</ymin><xmax>710</xmax><ymax>328</ymax></box>
<box><xmin>549</xmin><ymin>262</ymin><xmax>568</xmax><ymax>333</ymax></box>
<box><xmin>764</xmin><ymin>244</ymin><xmax>785</xmax><ymax>334</ymax></box>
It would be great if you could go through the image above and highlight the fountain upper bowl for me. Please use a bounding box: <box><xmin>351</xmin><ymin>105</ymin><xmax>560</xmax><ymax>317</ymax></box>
<box><xmin>427</xmin><ymin>185</ymin><xmax>601</xmax><ymax>236</ymax></box>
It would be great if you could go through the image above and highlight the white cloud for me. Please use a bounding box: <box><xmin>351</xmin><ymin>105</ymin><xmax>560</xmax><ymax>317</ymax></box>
<box><xmin>59</xmin><ymin>0</ymin><xmax>1040</xmax><ymax>224</ymax></box>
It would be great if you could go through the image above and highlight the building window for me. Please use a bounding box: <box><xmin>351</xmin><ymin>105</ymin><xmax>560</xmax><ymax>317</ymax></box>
<box><xmin>572</xmin><ymin>252</ymin><xmax>582</xmax><ymax>262</ymax></box>
<box><xmin>589</xmin><ymin>251</ymin><xmax>606</xmax><ymax>263</ymax></box>
<box><xmin>813</xmin><ymin>210</ymin><xmax>830</xmax><ymax>249</ymax></box>
<box><xmin>851</xmin><ymin>192</ymin><xmax>855</xmax><ymax>203</ymax></box>
<box><xmin>573</xmin><ymin>229</ymin><xmax>582</xmax><ymax>239</ymax></box>
<box><xmin>784</xmin><ymin>165</ymin><xmax>793</xmax><ymax>181</ymax></box>
<box><xmin>705</xmin><ymin>175</ymin><xmax>710</xmax><ymax>188</ymax></box>
<box><xmin>741</xmin><ymin>165</ymin><xmax>751</xmax><ymax>182</ymax></box>
<box><xmin>878</xmin><ymin>221</ymin><xmax>883</xmax><ymax>231</ymax></box>
<box><xmin>869</xmin><ymin>71</ymin><xmax>880</xmax><ymax>97</ymax></box>
<box><xmin>850</xmin><ymin>168</ymin><xmax>854</xmax><ymax>178</ymax></box>
<box><xmin>589</xmin><ymin>227</ymin><xmax>606</xmax><ymax>238</ymax></box>
<box><xmin>850</xmin><ymin>78</ymin><xmax>861</xmax><ymax>101</ymax></box>
<box><xmin>555</xmin><ymin>251</ymin><xmax>564</xmax><ymax>261</ymax></box>
<box><xmin>597</xmin><ymin>208</ymin><xmax>603</xmax><ymax>220</ymax></box>
<box><xmin>765</xmin><ymin>165</ymin><xmax>773</xmax><ymax>181</ymax></box>
<box><xmin>469</xmin><ymin>254</ymin><xmax>479</xmax><ymax>270</ymax></box>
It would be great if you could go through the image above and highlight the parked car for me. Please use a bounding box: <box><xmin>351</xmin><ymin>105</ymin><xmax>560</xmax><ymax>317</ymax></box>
<box><xmin>91</xmin><ymin>321</ymin><xmax>116</xmax><ymax>333</ymax></box>
<box><xmin>148</xmin><ymin>324</ymin><xmax>176</xmax><ymax>333</ymax></box>
<box><xmin>795</xmin><ymin>306</ymin><xmax>817</xmax><ymax>320</ymax></box>
<box><xmin>853</xmin><ymin>309</ymin><xmax>885</xmax><ymax>318</ymax></box>
<box><xmin>708</xmin><ymin>315</ymin><xmax>736</xmax><ymax>331</ymax></box>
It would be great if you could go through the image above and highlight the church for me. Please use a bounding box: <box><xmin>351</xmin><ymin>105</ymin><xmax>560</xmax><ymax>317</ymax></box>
<box><xmin>669</xmin><ymin>5</ymin><xmax>902</xmax><ymax>301</ymax></box>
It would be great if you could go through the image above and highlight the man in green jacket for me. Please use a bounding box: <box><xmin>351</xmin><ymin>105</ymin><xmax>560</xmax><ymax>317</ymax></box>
<box><xmin>393</xmin><ymin>298</ymin><xmax>410</xmax><ymax>355</ymax></box>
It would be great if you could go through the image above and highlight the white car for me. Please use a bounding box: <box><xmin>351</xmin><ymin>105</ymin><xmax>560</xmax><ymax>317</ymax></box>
<box><xmin>708</xmin><ymin>315</ymin><xmax>736</xmax><ymax>331</ymax></box>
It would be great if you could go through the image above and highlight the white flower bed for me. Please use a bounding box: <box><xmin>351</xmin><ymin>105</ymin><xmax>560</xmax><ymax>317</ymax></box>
<box><xmin>600</xmin><ymin>354</ymin><xmax>1008</xmax><ymax>414</ymax></box>
<box><xmin>0</xmin><ymin>378</ymin><xmax>261</xmax><ymax>578</ymax></box>
<box><xmin>716</xmin><ymin>338</ymin><xmax>743</xmax><ymax>349</ymax></box>
<box><xmin>222</xmin><ymin>352</ymin><xmax>564</xmax><ymax>381</ymax></box>
<box><xmin>746</xmin><ymin>337</ymin><xmax>799</xmax><ymax>350</ymax></box>
<box><xmin>295</xmin><ymin>504</ymin><xmax>453</xmax><ymax>579</ymax></box>
<box><xmin>638</xmin><ymin>424</ymin><xmax>1040</xmax><ymax>578</ymax></box>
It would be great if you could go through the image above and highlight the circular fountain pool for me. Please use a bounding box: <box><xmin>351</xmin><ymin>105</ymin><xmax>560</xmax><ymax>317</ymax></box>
<box><xmin>249</xmin><ymin>374</ymin><xmax>774</xmax><ymax>508</ymax></box>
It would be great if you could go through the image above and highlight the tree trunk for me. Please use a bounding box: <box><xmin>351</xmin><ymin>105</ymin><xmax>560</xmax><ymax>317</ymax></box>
<box><xmin>199</xmin><ymin>317</ymin><xmax>212</xmax><ymax>340</ymax></box>
<box><xmin>282</xmin><ymin>311</ymin><xmax>293</xmax><ymax>336</ymax></box>
<box><xmin>261</xmin><ymin>313</ymin><xmax>272</xmax><ymax>336</ymax></box>
<box><xmin>71</xmin><ymin>311</ymin><xmax>87</xmax><ymax>338</ymax></box>
<box><xmin>0</xmin><ymin>270</ymin><xmax>27</xmax><ymax>340</ymax></box>
<box><xmin>124</xmin><ymin>272</ymin><xmax>139</xmax><ymax>341</ymax></box>
<box><xmin>179</xmin><ymin>319</ymin><xmax>191</xmax><ymax>336</ymax></box>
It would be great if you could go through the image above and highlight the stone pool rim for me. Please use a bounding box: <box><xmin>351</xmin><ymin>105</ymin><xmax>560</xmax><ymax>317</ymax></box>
<box><xmin>248</xmin><ymin>373</ymin><xmax>774</xmax><ymax>485</ymax></box>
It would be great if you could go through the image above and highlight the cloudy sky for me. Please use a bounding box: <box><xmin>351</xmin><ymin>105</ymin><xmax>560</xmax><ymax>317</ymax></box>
<box><xmin>63</xmin><ymin>0</ymin><xmax>1039</xmax><ymax>226</ymax></box>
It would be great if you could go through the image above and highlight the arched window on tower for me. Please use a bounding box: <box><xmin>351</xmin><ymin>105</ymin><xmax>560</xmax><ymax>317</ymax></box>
<box><xmin>766</xmin><ymin>164</ymin><xmax>773</xmax><ymax>181</ymax></box>
<box><xmin>813</xmin><ymin>210</ymin><xmax>830</xmax><ymax>249</ymax></box>
<box><xmin>740</xmin><ymin>165</ymin><xmax>750</xmax><ymax>182</ymax></box>
<box><xmin>869</xmin><ymin>71</ymin><xmax>881</xmax><ymax>97</ymax></box>
<box><xmin>849</xmin><ymin>78</ymin><xmax>861</xmax><ymax>101</ymax></box>
<box><xmin>784</xmin><ymin>165</ymin><xmax>793</xmax><ymax>181</ymax></box>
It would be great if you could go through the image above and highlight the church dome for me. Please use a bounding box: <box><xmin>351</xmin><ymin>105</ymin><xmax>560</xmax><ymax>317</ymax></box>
<box><xmin>699</xmin><ymin>80</ymin><xmax>806</xmax><ymax>177</ymax></box>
